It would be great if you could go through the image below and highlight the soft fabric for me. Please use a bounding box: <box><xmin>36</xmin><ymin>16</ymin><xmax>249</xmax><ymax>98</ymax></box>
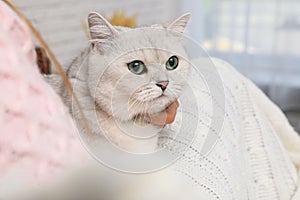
<box><xmin>247</xmin><ymin>74</ymin><xmax>300</xmax><ymax>199</ymax></box>
<box><xmin>157</xmin><ymin>57</ymin><xmax>300</xmax><ymax>200</ymax></box>
<box><xmin>0</xmin><ymin>1</ymin><xmax>87</xmax><ymax>193</ymax></box>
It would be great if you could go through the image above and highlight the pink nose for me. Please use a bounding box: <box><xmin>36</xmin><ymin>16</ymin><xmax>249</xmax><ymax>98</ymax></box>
<box><xmin>156</xmin><ymin>81</ymin><xmax>169</xmax><ymax>91</ymax></box>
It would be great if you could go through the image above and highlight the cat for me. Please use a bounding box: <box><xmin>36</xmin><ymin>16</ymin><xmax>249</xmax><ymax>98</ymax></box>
<box><xmin>45</xmin><ymin>12</ymin><xmax>191</xmax><ymax>153</ymax></box>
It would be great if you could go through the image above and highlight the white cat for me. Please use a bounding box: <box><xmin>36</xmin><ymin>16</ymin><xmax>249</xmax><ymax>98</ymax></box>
<box><xmin>46</xmin><ymin>12</ymin><xmax>191</xmax><ymax>153</ymax></box>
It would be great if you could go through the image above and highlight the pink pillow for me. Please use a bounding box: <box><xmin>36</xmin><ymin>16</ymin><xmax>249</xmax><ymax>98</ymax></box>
<box><xmin>0</xmin><ymin>1</ymin><xmax>88</xmax><ymax>182</ymax></box>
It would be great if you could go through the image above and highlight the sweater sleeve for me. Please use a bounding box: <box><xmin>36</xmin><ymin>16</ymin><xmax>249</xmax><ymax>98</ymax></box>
<box><xmin>247</xmin><ymin>79</ymin><xmax>300</xmax><ymax>199</ymax></box>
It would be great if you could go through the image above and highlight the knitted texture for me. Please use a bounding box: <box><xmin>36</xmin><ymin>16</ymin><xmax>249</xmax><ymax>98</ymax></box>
<box><xmin>157</xmin><ymin>57</ymin><xmax>299</xmax><ymax>199</ymax></box>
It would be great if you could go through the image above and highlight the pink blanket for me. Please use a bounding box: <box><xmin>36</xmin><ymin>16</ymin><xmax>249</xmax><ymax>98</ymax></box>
<box><xmin>0</xmin><ymin>2</ymin><xmax>87</xmax><ymax>182</ymax></box>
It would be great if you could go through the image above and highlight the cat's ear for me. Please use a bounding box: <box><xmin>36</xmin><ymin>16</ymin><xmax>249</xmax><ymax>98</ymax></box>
<box><xmin>166</xmin><ymin>13</ymin><xmax>191</xmax><ymax>34</ymax></box>
<box><xmin>88</xmin><ymin>12</ymin><xmax>118</xmax><ymax>41</ymax></box>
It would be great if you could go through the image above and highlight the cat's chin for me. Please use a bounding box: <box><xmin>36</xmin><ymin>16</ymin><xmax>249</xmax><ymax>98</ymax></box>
<box><xmin>102</xmin><ymin>94</ymin><xmax>177</xmax><ymax>122</ymax></box>
<box><xmin>127</xmin><ymin>96</ymin><xmax>176</xmax><ymax>120</ymax></box>
<box><xmin>147</xmin><ymin>95</ymin><xmax>176</xmax><ymax>115</ymax></box>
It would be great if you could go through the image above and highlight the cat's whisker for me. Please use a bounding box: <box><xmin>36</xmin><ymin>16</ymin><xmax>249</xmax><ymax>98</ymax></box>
<box><xmin>140</xmin><ymin>101</ymin><xmax>147</xmax><ymax>115</ymax></box>
<box><xmin>128</xmin><ymin>94</ymin><xmax>141</xmax><ymax>104</ymax></box>
<box><xmin>128</xmin><ymin>98</ymin><xmax>140</xmax><ymax>110</ymax></box>
<box><xmin>131</xmin><ymin>101</ymin><xmax>143</xmax><ymax>122</ymax></box>
<box><xmin>136</xmin><ymin>98</ymin><xmax>143</xmax><ymax>113</ymax></box>
<box><xmin>141</xmin><ymin>91</ymin><xmax>161</xmax><ymax>102</ymax></box>
<box><xmin>137</xmin><ymin>98</ymin><xmax>147</xmax><ymax>116</ymax></box>
<box><xmin>129</xmin><ymin>97</ymin><xmax>150</xmax><ymax>119</ymax></box>
<box><xmin>138</xmin><ymin>88</ymin><xmax>154</xmax><ymax>96</ymax></box>
<box><xmin>128</xmin><ymin>97</ymin><xmax>137</xmax><ymax>106</ymax></box>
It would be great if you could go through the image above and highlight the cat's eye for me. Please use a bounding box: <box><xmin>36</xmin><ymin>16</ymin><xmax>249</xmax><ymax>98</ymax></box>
<box><xmin>166</xmin><ymin>56</ymin><xmax>179</xmax><ymax>70</ymax></box>
<box><xmin>127</xmin><ymin>60</ymin><xmax>146</xmax><ymax>75</ymax></box>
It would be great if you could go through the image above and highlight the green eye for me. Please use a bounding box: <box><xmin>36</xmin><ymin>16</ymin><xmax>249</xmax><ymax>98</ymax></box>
<box><xmin>166</xmin><ymin>56</ymin><xmax>179</xmax><ymax>70</ymax></box>
<box><xmin>127</xmin><ymin>60</ymin><xmax>146</xmax><ymax>75</ymax></box>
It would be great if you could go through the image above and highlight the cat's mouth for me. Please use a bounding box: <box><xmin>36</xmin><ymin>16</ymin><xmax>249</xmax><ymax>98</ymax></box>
<box><xmin>157</xmin><ymin>93</ymin><xmax>166</xmax><ymax>98</ymax></box>
<box><xmin>150</xmin><ymin>93</ymin><xmax>169</xmax><ymax>103</ymax></box>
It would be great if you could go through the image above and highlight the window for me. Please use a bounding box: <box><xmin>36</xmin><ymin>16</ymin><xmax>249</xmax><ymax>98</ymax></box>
<box><xmin>182</xmin><ymin>0</ymin><xmax>300</xmax><ymax>131</ymax></box>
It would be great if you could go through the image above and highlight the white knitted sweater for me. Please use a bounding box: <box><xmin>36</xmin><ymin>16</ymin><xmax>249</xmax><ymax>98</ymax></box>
<box><xmin>155</xmin><ymin>57</ymin><xmax>300</xmax><ymax>200</ymax></box>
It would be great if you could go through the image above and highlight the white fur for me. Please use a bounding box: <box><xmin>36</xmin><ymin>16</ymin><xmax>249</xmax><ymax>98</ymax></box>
<box><xmin>46</xmin><ymin>12</ymin><xmax>191</xmax><ymax>153</ymax></box>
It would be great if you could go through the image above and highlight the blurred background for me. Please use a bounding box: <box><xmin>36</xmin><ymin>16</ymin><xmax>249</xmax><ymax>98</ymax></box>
<box><xmin>14</xmin><ymin>0</ymin><xmax>300</xmax><ymax>133</ymax></box>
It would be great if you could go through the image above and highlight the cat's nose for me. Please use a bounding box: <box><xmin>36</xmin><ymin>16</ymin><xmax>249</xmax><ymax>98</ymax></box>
<box><xmin>156</xmin><ymin>80</ymin><xmax>169</xmax><ymax>91</ymax></box>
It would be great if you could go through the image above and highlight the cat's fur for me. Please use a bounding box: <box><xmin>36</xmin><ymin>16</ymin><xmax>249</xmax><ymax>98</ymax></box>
<box><xmin>45</xmin><ymin>12</ymin><xmax>191</xmax><ymax>153</ymax></box>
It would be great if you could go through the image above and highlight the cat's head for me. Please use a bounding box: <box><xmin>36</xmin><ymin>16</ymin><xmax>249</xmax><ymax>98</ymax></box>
<box><xmin>87</xmin><ymin>12</ymin><xmax>191</xmax><ymax>121</ymax></box>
